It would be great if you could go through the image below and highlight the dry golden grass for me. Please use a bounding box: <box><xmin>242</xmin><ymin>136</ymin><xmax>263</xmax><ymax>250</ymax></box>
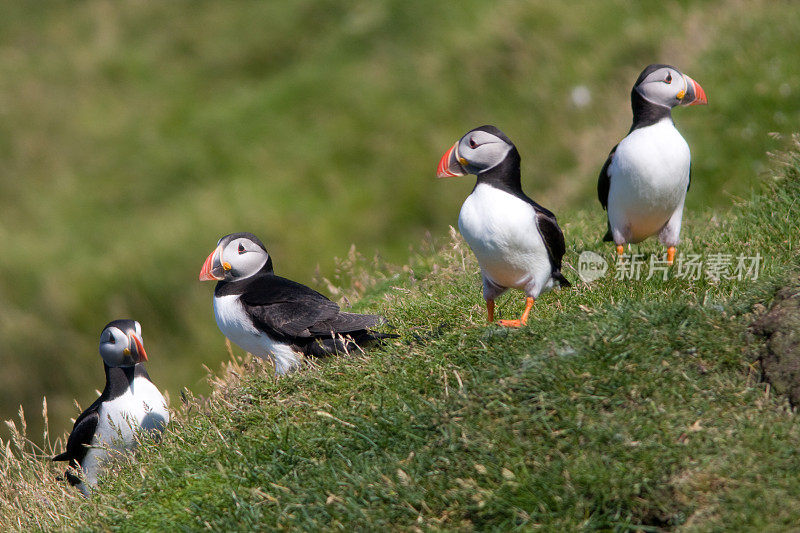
<box><xmin>0</xmin><ymin>400</ymin><xmax>82</xmax><ymax>531</ymax></box>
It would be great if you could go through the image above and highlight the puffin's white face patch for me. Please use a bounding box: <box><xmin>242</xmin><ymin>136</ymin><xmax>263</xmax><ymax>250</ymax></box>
<box><xmin>457</xmin><ymin>130</ymin><xmax>512</xmax><ymax>174</ymax></box>
<box><xmin>99</xmin><ymin>327</ymin><xmax>131</xmax><ymax>367</ymax></box>
<box><xmin>221</xmin><ymin>237</ymin><xmax>269</xmax><ymax>280</ymax></box>
<box><xmin>635</xmin><ymin>67</ymin><xmax>687</xmax><ymax>108</ymax></box>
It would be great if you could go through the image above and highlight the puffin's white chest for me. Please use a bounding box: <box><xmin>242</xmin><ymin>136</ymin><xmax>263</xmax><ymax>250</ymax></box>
<box><xmin>81</xmin><ymin>377</ymin><xmax>168</xmax><ymax>487</ymax></box>
<box><xmin>95</xmin><ymin>378</ymin><xmax>169</xmax><ymax>445</ymax></box>
<box><xmin>213</xmin><ymin>294</ymin><xmax>302</xmax><ymax>374</ymax></box>
<box><xmin>608</xmin><ymin>119</ymin><xmax>690</xmax><ymax>241</ymax></box>
<box><xmin>458</xmin><ymin>183</ymin><xmax>551</xmax><ymax>291</ymax></box>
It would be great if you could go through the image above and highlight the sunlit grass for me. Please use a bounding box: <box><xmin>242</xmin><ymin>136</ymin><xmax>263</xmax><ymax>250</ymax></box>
<box><xmin>2</xmin><ymin>141</ymin><xmax>798</xmax><ymax>530</ymax></box>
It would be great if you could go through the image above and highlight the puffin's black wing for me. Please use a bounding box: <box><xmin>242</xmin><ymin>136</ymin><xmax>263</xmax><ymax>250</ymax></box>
<box><xmin>308</xmin><ymin>311</ymin><xmax>383</xmax><ymax>335</ymax></box>
<box><xmin>687</xmin><ymin>161</ymin><xmax>692</xmax><ymax>192</ymax></box>
<box><xmin>597</xmin><ymin>143</ymin><xmax>618</xmax><ymax>210</ymax></box>
<box><xmin>533</xmin><ymin>208</ymin><xmax>571</xmax><ymax>287</ymax></box>
<box><xmin>240</xmin><ymin>275</ymin><xmax>355</xmax><ymax>338</ymax></box>
<box><xmin>53</xmin><ymin>408</ymin><xmax>99</xmax><ymax>468</ymax></box>
<box><xmin>515</xmin><ymin>194</ymin><xmax>571</xmax><ymax>287</ymax></box>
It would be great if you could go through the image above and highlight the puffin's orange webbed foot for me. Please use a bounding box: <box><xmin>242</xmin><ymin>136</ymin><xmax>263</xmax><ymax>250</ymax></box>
<box><xmin>667</xmin><ymin>246</ymin><xmax>676</xmax><ymax>266</ymax></box>
<box><xmin>496</xmin><ymin>297</ymin><xmax>534</xmax><ymax>328</ymax></box>
<box><xmin>616</xmin><ymin>245</ymin><xmax>625</xmax><ymax>256</ymax></box>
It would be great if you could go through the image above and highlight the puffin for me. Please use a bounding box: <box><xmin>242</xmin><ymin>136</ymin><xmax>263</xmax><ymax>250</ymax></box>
<box><xmin>436</xmin><ymin>125</ymin><xmax>570</xmax><ymax>327</ymax></box>
<box><xmin>598</xmin><ymin>63</ymin><xmax>708</xmax><ymax>265</ymax></box>
<box><xmin>52</xmin><ymin>320</ymin><xmax>169</xmax><ymax>496</ymax></box>
<box><xmin>199</xmin><ymin>232</ymin><xmax>396</xmax><ymax>374</ymax></box>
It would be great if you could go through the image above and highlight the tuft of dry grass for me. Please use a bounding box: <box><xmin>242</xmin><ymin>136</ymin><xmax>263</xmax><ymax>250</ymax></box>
<box><xmin>0</xmin><ymin>400</ymin><xmax>83</xmax><ymax>531</ymax></box>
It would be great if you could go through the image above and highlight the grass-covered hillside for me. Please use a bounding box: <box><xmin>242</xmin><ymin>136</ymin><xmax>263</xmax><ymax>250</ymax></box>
<box><xmin>3</xmin><ymin>142</ymin><xmax>799</xmax><ymax>530</ymax></box>
<box><xmin>1</xmin><ymin>0</ymin><xmax>799</xmax><ymax>440</ymax></box>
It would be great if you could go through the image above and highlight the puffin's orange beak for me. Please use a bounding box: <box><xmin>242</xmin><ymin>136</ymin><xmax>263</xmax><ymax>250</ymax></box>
<box><xmin>436</xmin><ymin>142</ymin><xmax>466</xmax><ymax>178</ymax></box>
<box><xmin>199</xmin><ymin>246</ymin><xmax>224</xmax><ymax>281</ymax></box>
<box><xmin>129</xmin><ymin>332</ymin><xmax>148</xmax><ymax>363</ymax></box>
<box><xmin>683</xmin><ymin>75</ymin><xmax>707</xmax><ymax>106</ymax></box>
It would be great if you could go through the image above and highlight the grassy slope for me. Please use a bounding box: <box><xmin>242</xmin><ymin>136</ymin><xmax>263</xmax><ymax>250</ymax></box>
<box><xmin>4</xmin><ymin>144</ymin><xmax>797</xmax><ymax>531</ymax></box>
<box><xmin>2</xmin><ymin>0</ymin><xmax>800</xmax><ymax>439</ymax></box>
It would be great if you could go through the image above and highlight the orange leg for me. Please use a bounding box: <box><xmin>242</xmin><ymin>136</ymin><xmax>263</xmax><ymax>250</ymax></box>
<box><xmin>667</xmin><ymin>246</ymin><xmax>676</xmax><ymax>266</ymax></box>
<box><xmin>616</xmin><ymin>244</ymin><xmax>625</xmax><ymax>256</ymax></box>
<box><xmin>487</xmin><ymin>300</ymin><xmax>495</xmax><ymax>322</ymax></box>
<box><xmin>497</xmin><ymin>297</ymin><xmax>535</xmax><ymax>328</ymax></box>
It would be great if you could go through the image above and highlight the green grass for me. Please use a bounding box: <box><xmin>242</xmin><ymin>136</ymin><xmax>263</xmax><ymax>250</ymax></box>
<box><xmin>3</xmin><ymin>141</ymin><xmax>798</xmax><ymax>530</ymax></box>
<box><xmin>2</xmin><ymin>0</ymin><xmax>800</xmax><ymax>440</ymax></box>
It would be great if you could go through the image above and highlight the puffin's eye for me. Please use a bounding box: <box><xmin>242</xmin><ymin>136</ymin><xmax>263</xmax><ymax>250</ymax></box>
<box><xmin>107</xmin><ymin>333</ymin><xmax>115</xmax><ymax>344</ymax></box>
<box><xmin>665</xmin><ymin>73</ymin><xmax>672</xmax><ymax>84</ymax></box>
<box><xmin>469</xmin><ymin>138</ymin><xmax>477</xmax><ymax>149</ymax></box>
<box><xmin>238</xmin><ymin>243</ymin><xmax>246</xmax><ymax>254</ymax></box>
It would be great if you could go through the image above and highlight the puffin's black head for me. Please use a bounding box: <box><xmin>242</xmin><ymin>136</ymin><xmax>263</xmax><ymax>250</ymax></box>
<box><xmin>632</xmin><ymin>64</ymin><xmax>707</xmax><ymax>109</ymax></box>
<box><xmin>99</xmin><ymin>319</ymin><xmax>147</xmax><ymax>367</ymax></box>
<box><xmin>436</xmin><ymin>125</ymin><xmax>517</xmax><ymax>178</ymax></box>
<box><xmin>199</xmin><ymin>232</ymin><xmax>273</xmax><ymax>282</ymax></box>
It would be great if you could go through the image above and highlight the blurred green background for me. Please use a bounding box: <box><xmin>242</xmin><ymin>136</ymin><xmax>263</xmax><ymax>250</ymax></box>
<box><xmin>0</xmin><ymin>0</ymin><xmax>797</xmax><ymax>438</ymax></box>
